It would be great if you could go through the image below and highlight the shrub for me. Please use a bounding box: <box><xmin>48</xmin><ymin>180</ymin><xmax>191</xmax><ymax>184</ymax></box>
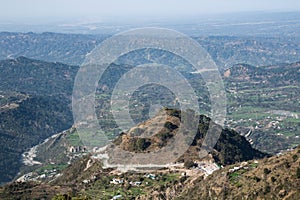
<box><xmin>263</xmin><ymin>168</ymin><xmax>271</xmax><ymax>175</ymax></box>
<box><xmin>184</xmin><ymin>160</ymin><xmax>196</xmax><ymax>169</ymax></box>
<box><xmin>264</xmin><ymin>185</ymin><xmax>271</xmax><ymax>194</ymax></box>
<box><xmin>164</xmin><ymin>122</ymin><xmax>178</xmax><ymax>130</ymax></box>
<box><xmin>180</xmin><ymin>176</ymin><xmax>188</xmax><ymax>183</ymax></box>
<box><xmin>128</xmin><ymin>138</ymin><xmax>151</xmax><ymax>152</ymax></box>
<box><xmin>292</xmin><ymin>154</ymin><xmax>298</xmax><ymax>162</ymax></box>
<box><xmin>52</xmin><ymin>194</ymin><xmax>71</xmax><ymax>200</ymax></box>
<box><xmin>296</xmin><ymin>167</ymin><xmax>300</xmax><ymax>179</ymax></box>
<box><xmin>254</xmin><ymin>176</ymin><xmax>261</xmax><ymax>182</ymax></box>
<box><xmin>271</xmin><ymin>176</ymin><xmax>276</xmax><ymax>182</ymax></box>
<box><xmin>284</xmin><ymin>161</ymin><xmax>291</xmax><ymax>168</ymax></box>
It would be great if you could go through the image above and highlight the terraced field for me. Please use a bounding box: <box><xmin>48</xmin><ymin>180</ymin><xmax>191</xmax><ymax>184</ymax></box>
<box><xmin>224</xmin><ymin>63</ymin><xmax>300</xmax><ymax>154</ymax></box>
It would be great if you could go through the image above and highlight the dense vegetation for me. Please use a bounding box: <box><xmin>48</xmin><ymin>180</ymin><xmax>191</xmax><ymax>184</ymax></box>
<box><xmin>0</xmin><ymin>95</ymin><xmax>73</xmax><ymax>184</ymax></box>
<box><xmin>0</xmin><ymin>56</ymin><xmax>78</xmax><ymax>95</ymax></box>
<box><xmin>0</xmin><ymin>57</ymin><xmax>77</xmax><ymax>184</ymax></box>
<box><xmin>0</xmin><ymin>32</ymin><xmax>106</xmax><ymax>66</ymax></box>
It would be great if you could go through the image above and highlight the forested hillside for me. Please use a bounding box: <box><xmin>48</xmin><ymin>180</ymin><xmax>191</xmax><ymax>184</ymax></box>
<box><xmin>0</xmin><ymin>57</ymin><xmax>77</xmax><ymax>184</ymax></box>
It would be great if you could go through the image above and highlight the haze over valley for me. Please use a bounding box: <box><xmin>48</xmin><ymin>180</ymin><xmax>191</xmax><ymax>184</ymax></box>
<box><xmin>0</xmin><ymin>1</ymin><xmax>300</xmax><ymax>199</ymax></box>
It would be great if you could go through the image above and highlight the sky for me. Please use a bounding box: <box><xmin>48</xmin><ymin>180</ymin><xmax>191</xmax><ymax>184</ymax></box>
<box><xmin>1</xmin><ymin>0</ymin><xmax>300</xmax><ymax>24</ymax></box>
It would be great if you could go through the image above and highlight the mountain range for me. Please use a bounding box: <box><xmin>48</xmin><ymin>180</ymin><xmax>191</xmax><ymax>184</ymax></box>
<box><xmin>1</xmin><ymin>55</ymin><xmax>300</xmax><ymax>186</ymax></box>
<box><xmin>1</xmin><ymin>32</ymin><xmax>300</xmax><ymax>69</ymax></box>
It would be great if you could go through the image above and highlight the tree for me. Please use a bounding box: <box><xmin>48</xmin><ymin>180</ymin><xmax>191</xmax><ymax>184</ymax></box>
<box><xmin>135</xmin><ymin>138</ymin><xmax>151</xmax><ymax>151</ymax></box>
<box><xmin>296</xmin><ymin>167</ymin><xmax>300</xmax><ymax>179</ymax></box>
<box><xmin>184</xmin><ymin>160</ymin><xmax>196</xmax><ymax>169</ymax></box>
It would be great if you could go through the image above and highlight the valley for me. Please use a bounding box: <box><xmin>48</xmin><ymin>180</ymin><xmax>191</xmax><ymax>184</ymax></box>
<box><xmin>0</xmin><ymin>55</ymin><xmax>299</xmax><ymax>187</ymax></box>
<box><xmin>0</xmin><ymin>12</ymin><xmax>300</xmax><ymax>198</ymax></box>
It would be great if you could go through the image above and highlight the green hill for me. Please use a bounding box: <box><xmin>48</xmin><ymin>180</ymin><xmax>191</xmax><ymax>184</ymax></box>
<box><xmin>0</xmin><ymin>57</ymin><xmax>77</xmax><ymax>185</ymax></box>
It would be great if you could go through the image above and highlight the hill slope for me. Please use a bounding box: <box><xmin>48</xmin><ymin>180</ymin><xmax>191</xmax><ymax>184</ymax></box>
<box><xmin>177</xmin><ymin>146</ymin><xmax>300</xmax><ymax>200</ymax></box>
<box><xmin>109</xmin><ymin>108</ymin><xmax>267</xmax><ymax>166</ymax></box>
<box><xmin>0</xmin><ymin>108</ymin><xmax>269</xmax><ymax>199</ymax></box>
<box><xmin>0</xmin><ymin>57</ymin><xmax>77</xmax><ymax>185</ymax></box>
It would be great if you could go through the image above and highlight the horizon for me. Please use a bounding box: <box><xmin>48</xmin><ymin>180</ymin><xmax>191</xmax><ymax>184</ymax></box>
<box><xmin>1</xmin><ymin>0</ymin><xmax>300</xmax><ymax>25</ymax></box>
<box><xmin>1</xmin><ymin>11</ymin><xmax>300</xmax><ymax>36</ymax></box>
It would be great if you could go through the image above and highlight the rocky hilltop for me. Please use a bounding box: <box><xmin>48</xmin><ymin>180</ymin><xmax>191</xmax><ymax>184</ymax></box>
<box><xmin>0</xmin><ymin>108</ymin><xmax>269</xmax><ymax>199</ymax></box>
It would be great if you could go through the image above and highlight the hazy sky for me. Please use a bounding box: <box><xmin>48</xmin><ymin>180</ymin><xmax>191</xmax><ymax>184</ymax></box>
<box><xmin>1</xmin><ymin>0</ymin><xmax>300</xmax><ymax>23</ymax></box>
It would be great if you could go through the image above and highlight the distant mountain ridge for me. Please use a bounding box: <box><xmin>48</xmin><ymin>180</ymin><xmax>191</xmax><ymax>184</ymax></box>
<box><xmin>0</xmin><ymin>56</ymin><xmax>78</xmax><ymax>95</ymax></box>
<box><xmin>0</xmin><ymin>32</ymin><xmax>106</xmax><ymax>65</ymax></box>
<box><xmin>1</xmin><ymin>32</ymin><xmax>300</xmax><ymax>68</ymax></box>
